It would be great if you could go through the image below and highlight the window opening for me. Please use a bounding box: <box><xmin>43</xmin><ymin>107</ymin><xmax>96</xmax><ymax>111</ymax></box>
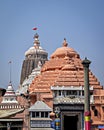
<box><xmin>94</xmin><ymin>109</ymin><xmax>98</xmax><ymax>116</ymax></box>
<box><xmin>32</xmin><ymin>112</ymin><xmax>35</xmax><ymax>117</ymax></box>
<box><xmin>36</xmin><ymin>112</ymin><xmax>39</xmax><ymax>117</ymax></box>
<box><xmin>45</xmin><ymin>112</ymin><xmax>48</xmax><ymax>117</ymax></box>
<box><xmin>41</xmin><ymin>112</ymin><xmax>44</xmax><ymax>117</ymax></box>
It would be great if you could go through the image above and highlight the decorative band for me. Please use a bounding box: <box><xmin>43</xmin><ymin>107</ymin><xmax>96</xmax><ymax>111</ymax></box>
<box><xmin>85</xmin><ymin>116</ymin><xmax>91</xmax><ymax>121</ymax></box>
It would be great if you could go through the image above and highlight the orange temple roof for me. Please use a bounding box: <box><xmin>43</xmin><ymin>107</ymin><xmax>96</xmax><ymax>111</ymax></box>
<box><xmin>29</xmin><ymin>39</ymin><xmax>102</xmax><ymax>94</ymax></box>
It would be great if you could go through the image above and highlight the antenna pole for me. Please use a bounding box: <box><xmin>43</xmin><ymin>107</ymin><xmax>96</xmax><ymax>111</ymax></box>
<box><xmin>8</xmin><ymin>61</ymin><xmax>12</xmax><ymax>84</ymax></box>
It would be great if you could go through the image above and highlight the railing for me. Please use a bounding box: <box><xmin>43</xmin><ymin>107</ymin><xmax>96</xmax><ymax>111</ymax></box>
<box><xmin>0</xmin><ymin>105</ymin><xmax>24</xmax><ymax>109</ymax></box>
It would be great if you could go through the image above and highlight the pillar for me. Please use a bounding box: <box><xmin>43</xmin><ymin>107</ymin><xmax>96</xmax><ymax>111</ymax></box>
<box><xmin>82</xmin><ymin>57</ymin><xmax>91</xmax><ymax>130</ymax></box>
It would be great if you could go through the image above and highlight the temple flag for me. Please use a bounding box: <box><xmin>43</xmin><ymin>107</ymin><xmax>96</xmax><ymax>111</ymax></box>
<box><xmin>33</xmin><ymin>27</ymin><xmax>37</xmax><ymax>30</ymax></box>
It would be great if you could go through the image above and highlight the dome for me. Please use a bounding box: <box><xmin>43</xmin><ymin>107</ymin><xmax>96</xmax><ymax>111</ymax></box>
<box><xmin>51</xmin><ymin>38</ymin><xmax>79</xmax><ymax>59</ymax></box>
<box><xmin>29</xmin><ymin>38</ymin><xmax>102</xmax><ymax>95</ymax></box>
<box><xmin>25</xmin><ymin>46</ymin><xmax>47</xmax><ymax>56</ymax></box>
<box><xmin>4</xmin><ymin>83</ymin><xmax>15</xmax><ymax>96</ymax></box>
<box><xmin>25</xmin><ymin>33</ymin><xmax>47</xmax><ymax>56</ymax></box>
<box><xmin>7</xmin><ymin>84</ymin><xmax>14</xmax><ymax>91</ymax></box>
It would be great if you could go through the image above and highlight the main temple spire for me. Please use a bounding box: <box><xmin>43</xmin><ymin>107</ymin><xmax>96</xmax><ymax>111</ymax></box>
<box><xmin>20</xmin><ymin>31</ymin><xmax>48</xmax><ymax>85</ymax></box>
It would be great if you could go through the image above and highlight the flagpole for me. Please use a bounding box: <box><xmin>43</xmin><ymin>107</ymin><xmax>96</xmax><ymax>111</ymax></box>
<box><xmin>33</xmin><ymin>27</ymin><xmax>38</xmax><ymax>59</ymax></box>
<box><xmin>8</xmin><ymin>61</ymin><xmax>12</xmax><ymax>84</ymax></box>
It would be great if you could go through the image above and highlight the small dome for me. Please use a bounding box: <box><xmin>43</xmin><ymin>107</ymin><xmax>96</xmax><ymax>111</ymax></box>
<box><xmin>25</xmin><ymin>46</ymin><xmax>47</xmax><ymax>56</ymax></box>
<box><xmin>7</xmin><ymin>84</ymin><xmax>14</xmax><ymax>91</ymax></box>
<box><xmin>25</xmin><ymin>33</ymin><xmax>48</xmax><ymax>56</ymax></box>
<box><xmin>4</xmin><ymin>83</ymin><xmax>15</xmax><ymax>96</ymax></box>
<box><xmin>51</xmin><ymin>38</ymin><xmax>79</xmax><ymax>59</ymax></box>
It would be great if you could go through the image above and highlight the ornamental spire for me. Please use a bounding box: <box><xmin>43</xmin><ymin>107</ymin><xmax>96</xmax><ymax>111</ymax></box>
<box><xmin>63</xmin><ymin>38</ymin><xmax>68</xmax><ymax>47</ymax></box>
<box><xmin>33</xmin><ymin>33</ymin><xmax>40</xmax><ymax>49</ymax></box>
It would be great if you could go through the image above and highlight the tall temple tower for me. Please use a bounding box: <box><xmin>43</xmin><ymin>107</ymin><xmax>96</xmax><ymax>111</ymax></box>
<box><xmin>20</xmin><ymin>33</ymin><xmax>48</xmax><ymax>85</ymax></box>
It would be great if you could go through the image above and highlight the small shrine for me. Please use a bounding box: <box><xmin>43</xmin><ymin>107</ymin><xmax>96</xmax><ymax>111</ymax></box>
<box><xmin>0</xmin><ymin>83</ymin><xmax>25</xmax><ymax>130</ymax></box>
<box><xmin>29</xmin><ymin>100</ymin><xmax>54</xmax><ymax>130</ymax></box>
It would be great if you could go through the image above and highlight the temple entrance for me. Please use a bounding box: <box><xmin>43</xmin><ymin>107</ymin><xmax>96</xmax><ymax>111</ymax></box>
<box><xmin>54</xmin><ymin>104</ymin><xmax>84</xmax><ymax>130</ymax></box>
<box><xmin>64</xmin><ymin>115</ymin><xmax>78</xmax><ymax>130</ymax></box>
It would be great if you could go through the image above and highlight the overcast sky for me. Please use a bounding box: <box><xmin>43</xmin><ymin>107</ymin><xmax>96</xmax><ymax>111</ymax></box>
<box><xmin>0</xmin><ymin>0</ymin><xmax>104</xmax><ymax>90</ymax></box>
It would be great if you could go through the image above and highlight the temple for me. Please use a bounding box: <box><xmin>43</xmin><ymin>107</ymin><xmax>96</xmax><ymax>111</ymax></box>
<box><xmin>29</xmin><ymin>38</ymin><xmax>104</xmax><ymax>130</ymax></box>
<box><xmin>0</xmin><ymin>33</ymin><xmax>104</xmax><ymax>130</ymax></box>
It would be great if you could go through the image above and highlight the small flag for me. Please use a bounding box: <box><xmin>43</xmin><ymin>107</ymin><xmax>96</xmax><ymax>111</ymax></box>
<box><xmin>33</xmin><ymin>27</ymin><xmax>37</xmax><ymax>30</ymax></box>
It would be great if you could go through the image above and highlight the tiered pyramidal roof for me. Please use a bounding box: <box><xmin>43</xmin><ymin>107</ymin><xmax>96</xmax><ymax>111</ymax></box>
<box><xmin>2</xmin><ymin>83</ymin><xmax>18</xmax><ymax>104</ymax></box>
<box><xmin>29</xmin><ymin>38</ymin><xmax>102</xmax><ymax>95</ymax></box>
